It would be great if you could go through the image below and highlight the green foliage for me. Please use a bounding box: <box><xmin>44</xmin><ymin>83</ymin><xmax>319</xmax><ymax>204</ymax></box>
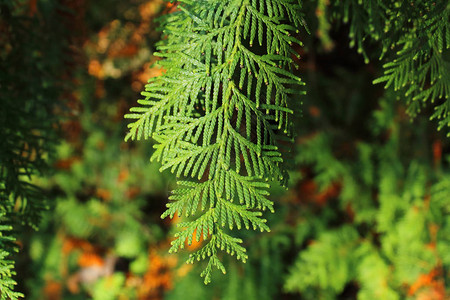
<box><xmin>330</xmin><ymin>0</ymin><xmax>450</xmax><ymax>135</ymax></box>
<box><xmin>0</xmin><ymin>0</ymin><xmax>69</xmax><ymax>297</ymax></box>
<box><xmin>166</xmin><ymin>216</ymin><xmax>291</xmax><ymax>300</ymax></box>
<box><xmin>24</xmin><ymin>99</ymin><xmax>172</xmax><ymax>299</ymax></box>
<box><xmin>2</xmin><ymin>0</ymin><xmax>449</xmax><ymax>297</ymax></box>
<box><xmin>284</xmin><ymin>74</ymin><xmax>449</xmax><ymax>298</ymax></box>
<box><xmin>126</xmin><ymin>0</ymin><xmax>306</xmax><ymax>282</ymax></box>
<box><xmin>286</xmin><ymin>226</ymin><xmax>359</xmax><ymax>294</ymax></box>
<box><xmin>0</xmin><ymin>213</ymin><xmax>23</xmax><ymax>300</ymax></box>
<box><xmin>91</xmin><ymin>273</ymin><xmax>126</xmax><ymax>300</ymax></box>
<box><xmin>431</xmin><ymin>174</ymin><xmax>450</xmax><ymax>266</ymax></box>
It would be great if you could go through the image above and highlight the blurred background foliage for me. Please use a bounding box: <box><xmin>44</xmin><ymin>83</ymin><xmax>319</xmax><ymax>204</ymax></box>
<box><xmin>1</xmin><ymin>0</ymin><xmax>449</xmax><ymax>299</ymax></box>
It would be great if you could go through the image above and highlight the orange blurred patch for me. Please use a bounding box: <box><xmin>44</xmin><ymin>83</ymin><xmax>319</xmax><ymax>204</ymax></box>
<box><xmin>164</xmin><ymin>2</ymin><xmax>179</xmax><ymax>14</ymax></box>
<box><xmin>95</xmin><ymin>80</ymin><xmax>106</xmax><ymax>99</ymax></box>
<box><xmin>428</xmin><ymin>223</ymin><xmax>439</xmax><ymax>243</ymax></box>
<box><xmin>425</xmin><ymin>242</ymin><xmax>436</xmax><ymax>250</ymax></box>
<box><xmin>432</xmin><ymin>140</ymin><xmax>442</xmax><ymax>166</ymax></box>
<box><xmin>43</xmin><ymin>280</ymin><xmax>62</xmax><ymax>300</ymax></box>
<box><xmin>108</xmin><ymin>43</ymin><xmax>139</xmax><ymax>58</ymax></box>
<box><xmin>78</xmin><ymin>252</ymin><xmax>104</xmax><ymax>268</ymax></box>
<box><xmin>297</xmin><ymin>179</ymin><xmax>316</xmax><ymax>201</ymax></box>
<box><xmin>138</xmin><ymin>250</ymin><xmax>177</xmax><ymax>299</ymax></box>
<box><xmin>62</xmin><ymin>237</ymin><xmax>94</xmax><ymax>255</ymax></box>
<box><xmin>139</xmin><ymin>1</ymin><xmax>161</xmax><ymax>20</ymax></box>
<box><xmin>133</xmin><ymin>60</ymin><xmax>165</xmax><ymax>83</ymax></box>
<box><xmin>309</xmin><ymin>106</ymin><xmax>321</xmax><ymax>117</ymax></box>
<box><xmin>60</xmin><ymin>119</ymin><xmax>82</xmax><ymax>142</ymax></box>
<box><xmin>28</xmin><ymin>0</ymin><xmax>38</xmax><ymax>17</ymax></box>
<box><xmin>118</xmin><ymin>169</ymin><xmax>130</xmax><ymax>183</ymax></box>
<box><xmin>416</xmin><ymin>288</ymin><xmax>446</xmax><ymax>300</ymax></box>
<box><xmin>88</xmin><ymin>60</ymin><xmax>104</xmax><ymax>78</ymax></box>
<box><xmin>408</xmin><ymin>268</ymin><xmax>446</xmax><ymax>299</ymax></box>
<box><xmin>54</xmin><ymin>157</ymin><xmax>81</xmax><ymax>170</ymax></box>
<box><xmin>316</xmin><ymin>182</ymin><xmax>341</xmax><ymax>205</ymax></box>
<box><xmin>176</xmin><ymin>263</ymin><xmax>193</xmax><ymax>278</ymax></box>
<box><xmin>295</xmin><ymin>179</ymin><xmax>341</xmax><ymax>206</ymax></box>
<box><xmin>63</xmin><ymin>238</ymin><xmax>107</xmax><ymax>271</ymax></box>
<box><xmin>315</xmin><ymin>8</ymin><xmax>324</xmax><ymax>17</ymax></box>
<box><xmin>133</xmin><ymin>0</ymin><xmax>164</xmax><ymax>43</ymax></box>
<box><xmin>96</xmin><ymin>188</ymin><xmax>112</xmax><ymax>201</ymax></box>
<box><xmin>126</xmin><ymin>187</ymin><xmax>141</xmax><ymax>199</ymax></box>
<box><xmin>345</xmin><ymin>203</ymin><xmax>355</xmax><ymax>221</ymax></box>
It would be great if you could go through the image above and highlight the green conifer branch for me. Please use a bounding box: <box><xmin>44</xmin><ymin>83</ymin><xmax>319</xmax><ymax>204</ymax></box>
<box><xmin>125</xmin><ymin>0</ymin><xmax>305</xmax><ymax>282</ymax></box>
<box><xmin>0</xmin><ymin>212</ymin><xmax>23</xmax><ymax>300</ymax></box>
<box><xmin>332</xmin><ymin>1</ymin><xmax>450</xmax><ymax>135</ymax></box>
